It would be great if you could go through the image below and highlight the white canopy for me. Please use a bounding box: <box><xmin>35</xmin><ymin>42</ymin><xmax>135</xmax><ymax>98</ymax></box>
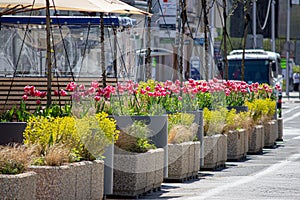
<box><xmin>0</xmin><ymin>0</ymin><xmax>150</xmax><ymax>15</ymax></box>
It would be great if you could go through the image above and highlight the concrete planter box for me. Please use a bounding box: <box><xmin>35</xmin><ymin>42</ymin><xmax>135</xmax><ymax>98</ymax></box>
<box><xmin>227</xmin><ymin>129</ymin><xmax>248</xmax><ymax>161</ymax></box>
<box><xmin>29</xmin><ymin>160</ymin><xmax>104</xmax><ymax>200</ymax></box>
<box><xmin>263</xmin><ymin>120</ymin><xmax>278</xmax><ymax>148</ymax></box>
<box><xmin>248</xmin><ymin>125</ymin><xmax>265</xmax><ymax>154</ymax></box>
<box><xmin>113</xmin><ymin>148</ymin><xmax>164</xmax><ymax>197</ymax></box>
<box><xmin>0</xmin><ymin>172</ymin><xmax>37</xmax><ymax>200</ymax></box>
<box><xmin>113</xmin><ymin>115</ymin><xmax>168</xmax><ymax>178</ymax></box>
<box><xmin>166</xmin><ymin>141</ymin><xmax>200</xmax><ymax>181</ymax></box>
<box><xmin>193</xmin><ymin>141</ymin><xmax>201</xmax><ymax>175</ymax></box>
<box><xmin>217</xmin><ymin>134</ymin><xmax>227</xmax><ymax>167</ymax></box>
<box><xmin>203</xmin><ymin>134</ymin><xmax>227</xmax><ymax>170</ymax></box>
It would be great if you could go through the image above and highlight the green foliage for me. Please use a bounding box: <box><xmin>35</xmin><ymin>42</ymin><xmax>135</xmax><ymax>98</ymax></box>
<box><xmin>35</xmin><ymin>104</ymin><xmax>72</xmax><ymax>118</ymax></box>
<box><xmin>196</xmin><ymin>92</ymin><xmax>212</xmax><ymax>110</ymax></box>
<box><xmin>168</xmin><ymin>113</ymin><xmax>195</xmax><ymax>132</ymax></box>
<box><xmin>116</xmin><ymin>120</ymin><xmax>156</xmax><ymax>153</ymax></box>
<box><xmin>0</xmin><ymin>102</ymin><xmax>72</xmax><ymax>122</ymax></box>
<box><xmin>0</xmin><ymin>101</ymin><xmax>32</xmax><ymax>122</ymax></box>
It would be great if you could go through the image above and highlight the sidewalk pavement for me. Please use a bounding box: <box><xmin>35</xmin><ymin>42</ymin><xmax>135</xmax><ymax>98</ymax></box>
<box><xmin>282</xmin><ymin>91</ymin><xmax>300</xmax><ymax>103</ymax></box>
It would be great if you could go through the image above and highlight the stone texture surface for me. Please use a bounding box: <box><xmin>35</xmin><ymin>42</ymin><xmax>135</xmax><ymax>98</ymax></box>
<box><xmin>217</xmin><ymin>134</ymin><xmax>227</xmax><ymax>166</ymax></box>
<box><xmin>227</xmin><ymin>130</ymin><xmax>247</xmax><ymax>160</ymax></box>
<box><xmin>264</xmin><ymin>121</ymin><xmax>277</xmax><ymax>147</ymax></box>
<box><xmin>29</xmin><ymin>164</ymin><xmax>75</xmax><ymax>200</ymax></box>
<box><xmin>167</xmin><ymin>143</ymin><xmax>189</xmax><ymax>179</ymax></box>
<box><xmin>248</xmin><ymin>125</ymin><xmax>264</xmax><ymax>154</ymax></box>
<box><xmin>193</xmin><ymin>141</ymin><xmax>201</xmax><ymax>173</ymax></box>
<box><xmin>113</xmin><ymin>149</ymin><xmax>163</xmax><ymax>196</ymax></box>
<box><xmin>29</xmin><ymin>161</ymin><xmax>104</xmax><ymax>200</ymax></box>
<box><xmin>0</xmin><ymin>172</ymin><xmax>37</xmax><ymax>200</ymax></box>
<box><xmin>244</xmin><ymin>129</ymin><xmax>249</xmax><ymax>153</ymax></box>
<box><xmin>203</xmin><ymin>135</ymin><xmax>218</xmax><ymax>169</ymax></box>
<box><xmin>188</xmin><ymin>141</ymin><xmax>195</xmax><ymax>176</ymax></box>
<box><xmin>91</xmin><ymin>160</ymin><xmax>104</xmax><ymax>200</ymax></box>
<box><xmin>73</xmin><ymin>161</ymin><xmax>92</xmax><ymax>199</ymax></box>
<box><xmin>154</xmin><ymin>149</ymin><xmax>164</xmax><ymax>188</ymax></box>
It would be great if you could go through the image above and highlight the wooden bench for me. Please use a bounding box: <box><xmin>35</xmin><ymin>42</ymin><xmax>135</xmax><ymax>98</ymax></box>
<box><xmin>0</xmin><ymin>76</ymin><xmax>121</xmax><ymax>113</ymax></box>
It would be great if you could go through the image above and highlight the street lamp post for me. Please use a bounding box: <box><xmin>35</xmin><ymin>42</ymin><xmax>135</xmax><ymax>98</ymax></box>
<box><xmin>286</xmin><ymin>0</ymin><xmax>290</xmax><ymax>97</ymax></box>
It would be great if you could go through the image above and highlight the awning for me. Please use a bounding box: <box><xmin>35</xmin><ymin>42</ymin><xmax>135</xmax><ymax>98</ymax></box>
<box><xmin>0</xmin><ymin>0</ymin><xmax>150</xmax><ymax>15</ymax></box>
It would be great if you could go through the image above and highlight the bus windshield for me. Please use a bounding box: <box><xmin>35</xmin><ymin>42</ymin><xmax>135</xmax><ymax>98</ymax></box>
<box><xmin>228</xmin><ymin>59</ymin><xmax>270</xmax><ymax>84</ymax></box>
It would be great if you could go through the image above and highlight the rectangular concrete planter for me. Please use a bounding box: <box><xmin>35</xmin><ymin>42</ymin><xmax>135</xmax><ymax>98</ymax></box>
<box><xmin>113</xmin><ymin>115</ymin><xmax>168</xmax><ymax>178</ymax></box>
<box><xmin>193</xmin><ymin>141</ymin><xmax>201</xmax><ymax>175</ymax></box>
<box><xmin>166</xmin><ymin>141</ymin><xmax>200</xmax><ymax>181</ymax></box>
<box><xmin>29</xmin><ymin>160</ymin><xmax>104</xmax><ymax>200</ymax></box>
<box><xmin>248</xmin><ymin>125</ymin><xmax>265</xmax><ymax>154</ymax></box>
<box><xmin>217</xmin><ymin>134</ymin><xmax>227</xmax><ymax>167</ymax></box>
<box><xmin>203</xmin><ymin>134</ymin><xmax>227</xmax><ymax>170</ymax></box>
<box><xmin>113</xmin><ymin>148</ymin><xmax>164</xmax><ymax>197</ymax></box>
<box><xmin>263</xmin><ymin>120</ymin><xmax>278</xmax><ymax>148</ymax></box>
<box><xmin>0</xmin><ymin>172</ymin><xmax>37</xmax><ymax>200</ymax></box>
<box><xmin>227</xmin><ymin>129</ymin><xmax>247</xmax><ymax>161</ymax></box>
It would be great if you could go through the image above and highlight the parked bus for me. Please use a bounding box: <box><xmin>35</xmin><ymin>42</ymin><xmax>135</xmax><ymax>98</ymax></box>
<box><xmin>225</xmin><ymin>49</ymin><xmax>281</xmax><ymax>85</ymax></box>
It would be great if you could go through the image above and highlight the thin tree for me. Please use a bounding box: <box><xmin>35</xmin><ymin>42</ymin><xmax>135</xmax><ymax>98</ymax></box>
<box><xmin>242</xmin><ymin>1</ymin><xmax>250</xmax><ymax>81</ymax></box>
<box><xmin>145</xmin><ymin>0</ymin><xmax>152</xmax><ymax>80</ymax></box>
<box><xmin>202</xmin><ymin>0</ymin><xmax>209</xmax><ymax>81</ymax></box>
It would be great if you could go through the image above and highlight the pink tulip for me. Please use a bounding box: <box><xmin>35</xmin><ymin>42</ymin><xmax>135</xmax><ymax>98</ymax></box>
<box><xmin>54</xmin><ymin>90</ymin><xmax>59</xmax><ymax>96</ymax></box>
<box><xmin>22</xmin><ymin>95</ymin><xmax>28</xmax><ymax>101</ymax></box>
<box><xmin>60</xmin><ymin>89</ymin><xmax>67</xmax><ymax>96</ymax></box>
<box><xmin>94</xmin><ymin>96</ymin><xmax>101</xmax><ymax>102</ymax></box>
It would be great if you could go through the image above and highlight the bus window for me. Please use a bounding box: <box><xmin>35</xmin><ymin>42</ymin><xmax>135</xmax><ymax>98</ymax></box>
<box><xmin>228</xmin><ymin>59</ymin><xmax>269</xmax><ymax>84</ymax></box>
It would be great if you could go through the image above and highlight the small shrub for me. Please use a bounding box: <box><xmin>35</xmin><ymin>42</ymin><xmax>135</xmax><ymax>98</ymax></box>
<box><xmin>203</xmin><ymin>107</ymin><xmax>227</xmax><ymax>136</ymax></box>
<box><xmin>168</xmin><ymin>113</ymin><xmax>198</xmax><ymax>144</ymax></box>
<box><xmin>224</xmin><ymin>109</ymin><xmax>255</xmax><ymax>133</ymax></box>
<box><xmin>115</xmin><ymin>120</ymin><xmax>155</xmax><ymax>153</ymax></box>
<box><xmin>0</xmin><ymin>145</ymin><xmax>31</xmax><ymax>174</ymax></box>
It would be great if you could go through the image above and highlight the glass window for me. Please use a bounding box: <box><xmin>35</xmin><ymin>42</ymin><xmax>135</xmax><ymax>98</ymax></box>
<box><xmin>228</xmin><ymin>59</ymin><xmax>269</xmax><ymax>84</ymax></box>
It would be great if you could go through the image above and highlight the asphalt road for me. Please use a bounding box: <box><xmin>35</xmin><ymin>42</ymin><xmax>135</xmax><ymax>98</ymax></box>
<box><xmin>141</xmin><ymin>102</ymin><xmax>300</xmax><ymax>200</ymax></box>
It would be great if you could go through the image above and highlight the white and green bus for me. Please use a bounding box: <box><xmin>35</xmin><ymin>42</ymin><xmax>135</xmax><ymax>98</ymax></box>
<box><xmin>226</xmin><ymin>49</ymin><xmax>281</xmax><ymax>85</ymax></box>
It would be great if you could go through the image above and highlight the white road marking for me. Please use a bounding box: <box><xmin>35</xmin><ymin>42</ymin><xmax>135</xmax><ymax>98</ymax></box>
<box><xmin>283</xmin><ymin>112</ymin><xmax>300</xmax><ymax>123</ymax></box>
<box><xmin>282</xmin><ymin>105</ymin><xmax>300</xmax><ymax>115</ymax></box>
<box><xmin>186</xmin><ymin>153</ymin><xmax>300</xmax><ymax>200</ymax></box>
<box><xmin>292</xmin><ymin>136</ymin><xmax>300</xmax><ymax>140</ymax></box>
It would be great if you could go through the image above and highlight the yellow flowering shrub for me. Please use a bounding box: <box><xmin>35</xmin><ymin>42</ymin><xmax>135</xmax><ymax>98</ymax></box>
<box><xmin>203</xmin><ymin>107</ymin><xmax>227</xmax><ymax>136</ymax></box>
<box><xmin>24</xmin><ymin>112</ymin><xmax>119</xmax><ymax>163</ymax></box>
<box><xmin>245</xmin><ymin>98</ymin><xmax>276</xmax><ymax>124</ymax></box>
<box><xmin>224</xmin><ymin>110</ymin><xmax>254</xmax><ymax>133</ymax></box>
